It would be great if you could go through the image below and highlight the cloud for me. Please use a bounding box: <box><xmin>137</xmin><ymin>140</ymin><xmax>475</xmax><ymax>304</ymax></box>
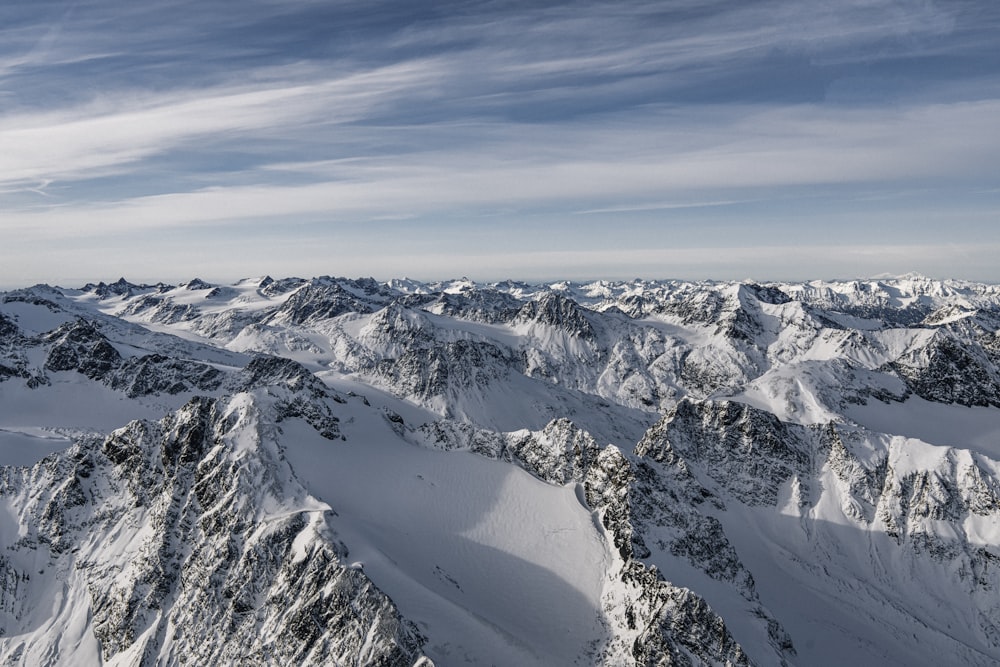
<box><xmin>4</xmin><ymin>92</ymin><xmax>999</xmax><ymax>240</ymax></box>
<box><xmin>0</xmin><ymin>58</ymin><xmax>450</xmax><ymax>193</ymax></box>
<box><xmin>1</xmin><ymin>0</ymin><xmax>998</xmax><ymax>286</ymax></box>
<box><xmin>1</xmin><ymin>0</ymin><xmax>992</xmax><ymax>205</ymax></box>
<box><xmin>390</xmin><ymin>0</ymin><xmax>958</xmax><ymax>81</ymax></box>
<box><xmin>575</xmin><ymin>200</ymin><xmax>754</xmax><ymax>215</ymax></box>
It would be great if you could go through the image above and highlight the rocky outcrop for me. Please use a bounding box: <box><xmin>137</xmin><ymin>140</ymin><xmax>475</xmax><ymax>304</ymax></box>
<box><xmin>1</xmin><ymin>287</ymin><xmax>65</xmax><ymax>312</ymax></box>
<box><xmin>516</xmin><ymin>291</ymin><xmax>598</xmax><ymax>340</ymax></box>
<box><xmin>108</xmin><ymin>354</ymin><xmax>226</xmax><ymax>397</ymax></box>
<box><xmin>10</xmin><ymin>275</ymin><xmax>1000</xmax><ymax>664</ymax></box>
<box><xmin>585</xmin><ymin>447</ymin><xmax>762</xmax><ymax>666</ymax></box>
<box><xmin>44</xmin><ymin>319</ymin><xmax>123</xmax><ymax>380</ymax></box>
<box><xmin>265</xmin><ymin>279</ymin><xmax>393</xmax><ymax>326</ymax></box>
<box><xmin>423</xmin><ymin>288</ymin><xmax>523</xmax><ymax>324</ymax></box>
<box><xmin>258</xmin><ymin>276</ymin><xmax>307</xmax><ymax>297</ymax></box>
<box><xmin>637</xmin><ymin>399</ymin><xmax>811</xmax><ymax>506</ymax></box>
<box><xmin>231</xmin><ymin>355</ymin><xmax>345</xmax><ymax>439</ymax></box>
<box><xmin>119</xmin><ymin>294</ymin><xmax>199</xmax><ymax>325</ymax></box>
<box><xmin>83</xmin><ymin>277</ymin><xmax>147</xmax><ymax>300</ymax></box>
<box><xmin>890</xmin><ymin>334</ymin><xmax>1000</xmax><ymax>407</ymax></box>
<box><xmin>39</xmin><ymin>320</ymin><xmax>230</xmax><ymax>398</ymax></box>
<box><xmin>0</xmin><ymin>314</ymin><xmax>33</xmax><ymax>384</ymax></box>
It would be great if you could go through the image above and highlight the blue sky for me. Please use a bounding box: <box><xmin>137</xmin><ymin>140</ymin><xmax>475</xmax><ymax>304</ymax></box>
<box><xmin>2</xmin><ymin>0</ymin><xmax>999</xmax><ymax>287</ymax></box>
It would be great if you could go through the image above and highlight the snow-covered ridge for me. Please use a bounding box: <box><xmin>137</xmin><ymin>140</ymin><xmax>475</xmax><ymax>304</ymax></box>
<box><xmin>0</xmin><ymin>391</ymin><xmax>427</xmax><ymax>666</ymax></box>
<box><xmin>3</xmin><ymin>275</ymin><xmax>1000</xmax><ymax>665</ymax></box>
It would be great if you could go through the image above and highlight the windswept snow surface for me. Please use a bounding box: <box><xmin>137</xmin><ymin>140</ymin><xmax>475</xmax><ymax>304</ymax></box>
<box><xmin>720</xmin><ymin>506</ymin><xmax>935</xmax><ymax>667</ymax></box>
<box><xmin>846</xmin><ymin>397</ymin><xmax>1000</xmax><ymax>458</ymax></box>
<box><xmin>0</xmin><ymin>427</ymin><xmax>70</xmax><ymax>466</ymax></box>
<box><xmin>0</xmin><ymin>376</ymin><xmax>181</xmax><ymax>466</ymax></box>
<box><xmin>282</xmin><ymin>399</ymin><xmax>610</xmax><ymax>666</ymax></box>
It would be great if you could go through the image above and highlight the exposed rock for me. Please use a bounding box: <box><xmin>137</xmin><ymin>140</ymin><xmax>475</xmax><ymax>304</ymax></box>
<box><xmin>636</xmin><ymin>400</ymin><xmax>811</xmax><ymax>506</ymax></box>
<box><xmin>890</xmin><ymin>334</ymin><xmax>1000</xmax><ymax>407</ymax></box>
<box><xmin>108</xmin><ymin>354</ymin><xmax>225</xmax><ymax>397</ymax></box>
<box><xmin>43</xmin><ymin>319</ymin><xmax>123</xmax><ymax>380</ymax></box>
<box><xmin>516</xmin><ymin>291</ymin><xmax>597</xmax><ymax>339</ymax></box>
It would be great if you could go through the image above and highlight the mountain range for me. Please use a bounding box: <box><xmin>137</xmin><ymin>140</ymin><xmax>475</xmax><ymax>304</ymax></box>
<box><xmin>2</xmin><ymin>274</ymin><xmax>1000</xmax><ymax>665</ymax></box>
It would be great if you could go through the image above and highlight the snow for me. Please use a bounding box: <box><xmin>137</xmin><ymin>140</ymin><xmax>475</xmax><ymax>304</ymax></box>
<box><xmin>281</xmin><ymin>400</ymin><xmax>610</xmax><ymax>667</ymax></box>
<box><xmin>0</xmin><ymin>515</ymin><xmax>103</xmax><ymax>666</ymax></box>
<box><xmin>736</xmin><ymin>367</ymin><xmax>841</xmax><ymax>424</ymax></box>
<box><xmin>0</xmin><ymin>374</ymin><xmax>187</xmax><ymax>434</ymax></box>
<box><xmin>0</xmin><ymin>427</ymin><xmax>70</xmax><ymax>466</ymax></box>
<box><xmin>718</xmin><ymin>504</ymin><xmax>971</xmax><ymax>667</ymax></box>
<box><xmin>7</xmin><ymin>274</ymin><xmax>1000</xmax><ymax>664</ymax></box>
<box><xmin>0</xmin><ymin>300</ymin><xmax>75</xmax><ymax>335</ymax></box>
<box><xmin>846</xmin><ymin>397</ymin><xmax>1000</xmax><ymax>459</ymax></box>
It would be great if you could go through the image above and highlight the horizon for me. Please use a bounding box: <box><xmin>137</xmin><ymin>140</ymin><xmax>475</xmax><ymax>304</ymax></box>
<box><xmin>3</xmin><ymin>1</ymin><xmax>999</xmax><ymax>284</ymax></box>
<box><xmin>3</xmin><ymin>269</ymin><xmax>996</xmax><ymax>294</ymax></box>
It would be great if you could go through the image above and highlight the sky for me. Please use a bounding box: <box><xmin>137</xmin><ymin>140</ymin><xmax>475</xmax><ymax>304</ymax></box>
<box><xmin>2</xmin><ymin>0</ymin><xmax>999</xmax><ymax>287</ymax></box>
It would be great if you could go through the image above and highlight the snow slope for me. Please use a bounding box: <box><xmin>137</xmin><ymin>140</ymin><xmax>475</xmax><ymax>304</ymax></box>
<box><xmin>282</xmin><ymin>402</ymin><xmax>609</xmax><ymax>666</ymax></box>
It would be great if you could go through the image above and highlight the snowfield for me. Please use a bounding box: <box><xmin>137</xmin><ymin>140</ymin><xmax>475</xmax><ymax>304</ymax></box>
<box><xmin>282</xmin><ymin>406</ymin><xmax>609</xmax><ymax>666</ymax></box>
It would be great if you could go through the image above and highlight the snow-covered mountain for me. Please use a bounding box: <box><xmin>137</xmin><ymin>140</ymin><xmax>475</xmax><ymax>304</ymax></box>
<box><xmin>3</xmin><ymin>274</ymin><xmax>1000</xmax><ymax>665</ymax></box>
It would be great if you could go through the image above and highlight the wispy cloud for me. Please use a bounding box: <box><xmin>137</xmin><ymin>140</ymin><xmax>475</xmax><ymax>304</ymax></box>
<box><xmin>5</xmin><ymin>93</ymin><xmax>999</xmax><ymax>237</ymax></box>
<box><xmin>574</xmin><ymin>200</ymin><xmax>753</xmax><ymax>215</ymax></box>
<box><xmin>0</xmin><ymin>58</ymin><xmax>450</xmax><ymax>192</ymax></box>
<box><xmin>1</xmin><ymin>0</ymin><xmax>998</xmax><ymax>285</ymax></box>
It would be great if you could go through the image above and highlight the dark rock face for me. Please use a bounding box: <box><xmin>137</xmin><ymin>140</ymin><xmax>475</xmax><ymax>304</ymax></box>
<box><xmin>231</xmin><ymin>355</ymin><xmax>344</xmax><ymax>439</ymax></box>
<box><xmin>258</xmin><ymin>276</ymin><xmax>306</xmax><ymax>297</ymax></box>
<box><xmin>891</xmin><ymin>335</ymin><xmax>1000</xmax><ymax>407</ymax></box>
<box><xmin>268</xmin><ymin>283</ymin><xmax>377</xmax><ymax>325</ymax></box>
<box><xmin>1</xmin><ymin>288</ymin><xmax>64</xmax><ymax>312</ymax></box>
<box><xmin>742</xmin><ymin>283</ymin><xmax>792</xmax><ymax>306</ymax></box>
<box><xmin>637</xmin><ymin>400</ymin><xmax>811</xmax><ymax>506</ymax></box>
<box><xmin>44</xmin><ymin>320</ymin><xmax>123</xmax><ymax>380</ymax></box>
<box><xmin>120</xmin><ymin>295</ymin><xmax>198</xmax><ymax>324</ymax></box>
<box><xmin>10</xmin><ymin>275</ymin><xmax>1000</xmax><ymax>665</ymax></box>
<box><xmin>517</xmin><ymin>292</ymin><xmax>597</xmax><ymax>339</ymax></box>
<box><xmin>184</xmin><ymin>278</ymin><xmax>212</xmax><ymax>290</ymax></box>
<box><xmin>425</xmin><ymin>288</ymin><xmax>523</xmax><ymax>324</ymax></box>
<box><xmin>373</xmin><ymin>339</ymin><xmax>517</xmax><ymax>402</ymax></box>
<box><xmin>505</xmin><ymin>418</ymin><xmax>602</xmax><ymax>485</ymax></box>
<box><xmin>39</xmin><ymin>320</ymin><xmax>230</xmax><ymax>398</ymax></box>
<box><xmin>0</xmin><ymin>314</ymin><xmax>30</xmax><ymax>384</ymax></box>
<box><xmin>583</xmin><ymin>447</ymin><xmax>763</xmax><ymax>666</ymax></box>
<box><xmin>648</xmin><ymin>287</ymin><xmax>727</xmax><ymax>326</ymax></box>
<box><xmin>415</xmin><ymin>417</ymin><xmax>785</xmax><ymax>665</ymax></box>
<box><xmin>109</xmin><ymin>354</ymin><xmax>225</xmax><ymax>397</ymax></box>
<box><xmin>624</xmin><ymin>564</ymin><xmax>752</xmax><ymax>667</ymax></box>
<box><xmin>0</xmin><ymin>362</ymin><xmax>25</xmax><ymax>382</ymax></box>
<box><xmin>235</xmin><ymin>355</ymin><xmax>326</xmax><ymax>395</ymax></box>
<box><xmin>790</xmin><ymin>280</ymin><xmax>934</xmax><ymax>326</ymax></box>
<box><xmin>0</xmin><ymin>313</ymin><xmax>19</xmax><ymax>340</ymax></box>
<box><xmin>84</xmin><ymin>277</ymin><xmax>145</xmax><ymax>299</ymax></box>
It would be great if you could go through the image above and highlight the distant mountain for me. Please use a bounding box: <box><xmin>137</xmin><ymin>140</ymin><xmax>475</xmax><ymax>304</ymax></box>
<box><xmin>2</xmin><ymin>275</ymin><xmax>1000</xmax><ymax>665</ymax></box>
